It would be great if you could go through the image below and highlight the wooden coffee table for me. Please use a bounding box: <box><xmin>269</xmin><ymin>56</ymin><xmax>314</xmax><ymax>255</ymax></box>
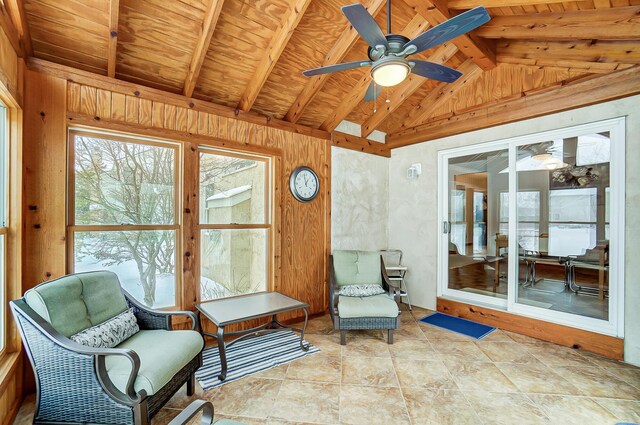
<box><xmin>195</xmin><ymin>292</ymin><xmax>310</xmax><ymax>381</ymax></box>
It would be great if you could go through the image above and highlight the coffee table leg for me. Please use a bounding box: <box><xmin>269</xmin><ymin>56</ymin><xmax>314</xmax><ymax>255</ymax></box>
<box><xmin>300</xmin><ymin>308</ymin><xmax>309</xmax><ymax>351</ymax></box>
<box><xmin>216</xmin><ymin>326</ymin><xmax>227</xmax><ymax>381</ymax></box>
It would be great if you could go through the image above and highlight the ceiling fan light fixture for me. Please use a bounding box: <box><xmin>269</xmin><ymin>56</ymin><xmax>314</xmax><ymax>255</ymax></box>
<box><xmin>371</xmin><ymin>58</ymin><xmax>410</xmax><ymax>87</ymax></box>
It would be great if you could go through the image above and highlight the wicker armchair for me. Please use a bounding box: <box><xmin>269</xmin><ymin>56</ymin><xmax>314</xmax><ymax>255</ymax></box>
<box><xmin>10</xmin><ymin>271</ymin><xmax>204</xmax><ymax>425</ymax></box>
<box><xmin>329</xmin><ymin>250</ymin><xmax>401</xmax><ymax>345</ymax></box>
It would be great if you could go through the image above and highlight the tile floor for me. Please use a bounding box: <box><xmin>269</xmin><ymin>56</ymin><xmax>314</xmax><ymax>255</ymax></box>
<box><xmin>13</xmin><ymin>305</ymin><xmax>640</xmax><ymax>425</ymax></box>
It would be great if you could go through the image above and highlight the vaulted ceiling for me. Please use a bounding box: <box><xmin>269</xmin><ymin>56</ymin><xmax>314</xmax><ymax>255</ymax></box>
<box><xmin>6</xmin><ymin>0</ymin><xmax>640</xmax><ymax>139</ymax></box>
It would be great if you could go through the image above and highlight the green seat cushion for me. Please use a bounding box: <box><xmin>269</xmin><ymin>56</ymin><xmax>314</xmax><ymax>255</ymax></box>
<box><xmin>24</xmin><ymin>271</ymin><xmax>128</xmax><ymax>337</ymax></box>
<box><xmin>338</xmin><ymin>294</ymin><xmax>399</xmax><ymax>318</ymax></box>
<box><xmin>106</xmin><ymin>329</ymin><xmax>204</xmax><ymax>395</ymax></box>
<box><xmin>333</xmin><ymin>250</ymin><xmax>382</xmax><ymax>287</ymax></box>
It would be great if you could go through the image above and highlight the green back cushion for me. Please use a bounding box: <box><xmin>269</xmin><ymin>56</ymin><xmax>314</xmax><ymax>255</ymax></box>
<box><xmin>24</xmin><ymin>271</ymin><xmax>128</xmax><ymax>337</ymax></box>
<box><xmin>332</xmin><ymin>250</ymin><xmax>382</xmax><ymax>287</ymax></box>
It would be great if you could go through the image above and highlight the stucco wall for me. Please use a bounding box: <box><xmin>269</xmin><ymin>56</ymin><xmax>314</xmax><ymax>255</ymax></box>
<box><xmin>331</xmin><ymin>146</ymin><xmax>389</xmax><ymax>251</ymax></box>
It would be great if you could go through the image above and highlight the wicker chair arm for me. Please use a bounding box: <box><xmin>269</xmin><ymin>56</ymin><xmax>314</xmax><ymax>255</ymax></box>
<box><xmin>10</xmin><ymin>299</ymin><xmax>145</xmax><ymax>404</ymax></box>
<box><xmin>123</xmin><ymin>290</ymin><xmax>199</xmax><ymax>330</ymax></box>
<box><xmin>168</xmin><ymin>400</ymin><xmax>215</xmax><ymax>425</ymax></box>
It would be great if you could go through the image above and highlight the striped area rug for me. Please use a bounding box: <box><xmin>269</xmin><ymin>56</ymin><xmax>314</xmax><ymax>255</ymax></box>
<box><xmin>196</xmin><ymin>330</ymin><xmax>320</xmax><ymax>390</ymax></box>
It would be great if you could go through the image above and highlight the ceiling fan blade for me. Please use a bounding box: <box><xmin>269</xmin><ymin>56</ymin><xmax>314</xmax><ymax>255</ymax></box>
<box><xmin>405</xmin><ymin>7</ymin><xmax>491</xmax><ymax>55</ymax></box>
<box><xmin>364</xmin><ymin>81</ymin><xmax>381</xmax><ymax>102</ymax></box>
<box><xmin>410</xmin><ymin>60</ymin><xmax>462</xmax><ymax>83</ymax></box>
<box><xmin>303</xmin><ymin>60</ymin><xmax>372</xmax><ymax>77</ymax></box>
<box><xmin>341</xmin><ymin>3</ymin><xmax>389</xmax><ymax>49</ymax></box>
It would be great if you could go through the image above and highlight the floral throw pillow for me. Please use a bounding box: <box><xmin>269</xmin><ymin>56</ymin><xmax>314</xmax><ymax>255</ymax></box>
<box><xmin>339</xmin><ymin>284</ymin><xmax>386</xmax><ymax>297</ymax></box>
<box><xmin>71</xmin><ymin>308</ymin><xmax>139</xmax><ymax>349</ymax></box>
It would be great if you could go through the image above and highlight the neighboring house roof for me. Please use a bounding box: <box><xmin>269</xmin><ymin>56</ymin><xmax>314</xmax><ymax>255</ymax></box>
<box><xmin>206</xmin><ymin>184</ymin><xmax>252</xmax><ymax>208</ymax></box>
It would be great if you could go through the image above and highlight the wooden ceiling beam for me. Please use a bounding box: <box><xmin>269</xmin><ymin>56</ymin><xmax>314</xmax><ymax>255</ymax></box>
<box><xmin>498</xmin><ymin>40</ymin><xmax>640</xmax><ymax>66</ymax></box>
<box><xmin>386</xmin><ymin>65</ymin><xmax>640</xmax><ymax>149</ymax></box>
<box><xmin>448</xmin><ymin>0</ymin><xmax>578</xmax><ymax>9</ymax></box>
<box><xmin>319</xmin><ymin>15</ymin><xmax>429</xmax><ymax>133</ymax></box>
<box><xmin>285</xmin><ymin>0</ymin><xmax>387</xmax><ymax>124</ymax></box>
<box><xmin>476</xmin><ymin>6</ymin><xmax>640</xmax><ymax>40</ymax></box>
<box><xmin>107</xmin><ymin>0</ymin><xmax>120</xmax><ymax>78</ymax></box>
<box><xmin>28</xmin><ymin>57</ymin><xmax>331</xmax><ymax>141</ymax></box>
<box><xmin>395</xmin><ymin>59</ymin><xmax>482</xmax><ymax>131</ymax></box>
<box><xmin>332</xmin><ymin>131</ymin><xmax>391</xmax><ymax>157</ymax></box>
<box><xmin>4</xmin><ymin>0</ymin><xmax>31</xmax><ymax>57</ymax></box>
<box><xmin>360</xmin><ymin>43</ymin><xmax>459</xmax><ymax>138</ymax></box>
<box><xmin>237</xmin><ymin>0</ymin><xmax>313</xmax><ymax>112</ymax></box>
<box><xmin>183</xmin><ymin>0</ymin><xmax>225</xmax><ymax>97</ymax></box>
<box><xmin>401</xmin><ymin>0</ymin><xmax>496</xmax><ymax>71</ymax></box>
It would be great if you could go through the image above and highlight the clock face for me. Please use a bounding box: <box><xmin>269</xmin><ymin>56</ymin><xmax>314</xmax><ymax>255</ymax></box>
<box><xmin>290</xmin><ymin>167</ymin><xmax>319</xmax><ymax>202</ymax></box>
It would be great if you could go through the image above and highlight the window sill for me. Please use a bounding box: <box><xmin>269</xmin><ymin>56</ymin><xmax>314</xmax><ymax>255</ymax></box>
<box><xmin>0</xmin><ymin>351</ymin><xmax>22</xmax><ymax>394</ymax></box>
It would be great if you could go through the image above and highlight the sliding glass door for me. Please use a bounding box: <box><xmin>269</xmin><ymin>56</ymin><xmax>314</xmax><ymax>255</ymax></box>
<box><xmin>438</xmin><ymin>118</ymin><xmax>625</xmax><ymax>337</ymax></box>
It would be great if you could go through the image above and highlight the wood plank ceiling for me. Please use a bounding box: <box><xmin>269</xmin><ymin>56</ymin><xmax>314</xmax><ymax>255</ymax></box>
<box><xmin>11</xmin><ymin>0</ymin><xmax>640</xmax><ymax>141</ymax></box>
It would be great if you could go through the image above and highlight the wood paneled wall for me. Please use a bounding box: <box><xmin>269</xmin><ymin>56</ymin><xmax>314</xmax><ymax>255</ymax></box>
<box><xmin>22</xmin><ymin>69</ymin><xmax>332</xmax><ymax>325</ymax></box>
<box><xmin>0</xmin><ymin>17</ymin><xmax>24</xmax><ymax>425</ymax></box>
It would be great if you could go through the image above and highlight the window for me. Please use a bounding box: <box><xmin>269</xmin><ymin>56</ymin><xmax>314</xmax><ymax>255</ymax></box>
<box><xmin>0</xmin><ymin>103</ymin><xmax>7</xmax><ymax>351</ymax></box>
<box><xmin>548</xmin><ymin>188</ymin><xmax>598</xmax><ymax>256</ymax></box>
<box><xmin>68</xmin><ymin>130</ymin><xmax>180</xmax><ymax>308</ymax></box>
<box><xmin>199</xmin><ymin>148</ymin><xmax>271</xmax><ymax>301</ymax></box>
<box><xmin>499</xmin><ymin>191</ymin><xmax>541</xmax><ymax>252</ymax></box>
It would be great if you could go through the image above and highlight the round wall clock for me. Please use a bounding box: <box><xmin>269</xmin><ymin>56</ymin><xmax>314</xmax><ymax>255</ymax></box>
<box><xmin>289</xmin><ymin>166</ymin><xmax>319</xmax><ymax>202</ymax></box>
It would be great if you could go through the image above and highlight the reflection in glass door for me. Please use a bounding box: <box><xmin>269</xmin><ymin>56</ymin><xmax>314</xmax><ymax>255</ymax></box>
<box><xmin>439</xmin><ymin>118</ymin><xmax>624</xmax><ymax>337</ymax></box>
<box><xmin>445</xmin><ymin>148</ymin><xmax>509</xmax><ymax>302</ymax></box>
<box><xmin>515</xmin><ymin>133</ymin><xmax>611</xmax><ymax>321</ymax></box>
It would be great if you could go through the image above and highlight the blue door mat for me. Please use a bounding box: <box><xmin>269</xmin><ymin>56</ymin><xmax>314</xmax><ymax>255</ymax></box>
<box><xmin>419</xmin><ymin>312</ymin><xmax>496</xmax><ymax>340</ymax></box>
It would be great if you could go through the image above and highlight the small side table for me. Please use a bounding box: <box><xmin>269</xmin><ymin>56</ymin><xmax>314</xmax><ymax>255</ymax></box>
<box><xmin>386</xmin><ymin>265</ymin><xmax>411</xmax><ymax>310</ymax></box>
<box><xmin>196</xmin><ymin>292</ymin><xmax>310</xmax><ymax>381</ymax></box>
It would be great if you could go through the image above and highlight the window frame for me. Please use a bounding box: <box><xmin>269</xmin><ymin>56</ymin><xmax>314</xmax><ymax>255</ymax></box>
<box><xmin>197</xmin><ymin>146</ymin><xmax>274</xmax><ymax>302</ymax></box>
<box><xmin>0</xmin><ymin>102</ymin><xmax>8</xmax><ymax>354</ymax></box>
<box><xmin>66</xmin><ymin>128</ymin><xmax>183</xmax><ymax>309</ymax></box>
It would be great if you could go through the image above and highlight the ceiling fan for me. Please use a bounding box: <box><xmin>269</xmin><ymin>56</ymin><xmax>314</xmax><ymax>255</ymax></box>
<box><xmin>302</xmin><ymin>1</ymin><xmax>491</xmax><ymax>101</ymax></box>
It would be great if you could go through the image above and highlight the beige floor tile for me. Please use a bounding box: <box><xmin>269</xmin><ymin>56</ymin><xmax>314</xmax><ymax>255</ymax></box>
<box><xmin>339</xmin><ymin>385</ymin><xmax>410</xmax><ymax>425</ymax></box>
<box><xmin>341</xmin><ymin>356</ymin><xmax>398</xmax><ymax>387</ymax></box>
<box><xmin>393</xmin><ymin>323</ymin><xmax>427</xmax><ymax>341</ymax></box>
<box><xmin>476</xmin><ymin>341</ymin><xmax>542</xmax><ymax>364</ymax></box>
<box><xmin>270</xmin><ymin>381</ymin><xmax>340</xmax><ymax>424</ymax></box>
<box><xmin>300</xmin><ymin>316</ymin><xmax>335</xmax><ymax>335</ymax></box>
<box><xmin>11</xmin><ymin>395</ymin><xmax>35</xmax><ymax>425</ymax></box>
<box><xmin>594</xmin><ymin>398</ymin><xmax>640</xmax><ymax>423</ymax></box>
<box><xmin>216</xmin><ymin>415</ymin><xmax>269</xmax><ymax>424</ymax></box>
<box><xmin>402</xmin><ymin>388</ymin><xmax>481</xmax><ymax>425</ymax></box>
<box><xmin>152</xmin><ymin>408</ymin><xmax>183</xmax><ymax>425</ymax></box>
<box><xmin>268</xmin><ymin>420</ymin><xmax>337</xmax><ymax>425</ymax></box>
<box><xmin>529</xmin><ymin>394</ymin><xmax>620</xmax><ymax>425</ymax></box>
<box><xmin>495</xmin><ymin>361</ymin><xmax>582</xmax><ymax>395</ymax></box>
<box><xmin>525</xmin><ymin>343</ymin><xmax>597</xmax><ymax>367</ymax></box>
<box><xmin>345</xmin><ymin>329</ymin><xmax>385</xmax><ymax>340</ymax></box>
<box><xmin>388</xmin><ymin>338</ymin><xmax>436</xmax><ymax>359</ymax></box>
<box><xmin>209</xmin><ymin>377</ymin><xmax>282</xmax><ymax>418</ymax></box>
<box><xmin>603</xmin><ymin>366</ymin><xmax>640</xmax><ymax>389</ymax></box>
<box><xmin>429</xmin><ymin>340</ymin><xmax>492</xmax><ymax>362</ymax></box>
<box><xmin>464</xmin><ymin>391</ymin><xmax>550</xmax><ymax>424</ymax></box>
<box><xmin>393</xmin><ymin>358</ymin><xmax>458</xmax><ymax>389</ymax></box>
<box><xmin>481</xmin><ymin>329</ymin><xmax>516</xmax><ymax>342</ymax></box>
<box><xmin>303</xmin><ymin>334</ymin><xmax>342</xmax><ymax>356</ymax></box>
<box><xmin>165</xmin><ymin>382</ymin><xmax>207</xmax><ymax>409</ymax></box>
<box><xmin>503</xmin><ymin>331</ymin><xmax>549</xmax><ymax>345</ymax></box>
<box><xmin>444</xmin><ymin>360</ymin><xmax>519</xmax><ymax>393</ymax></box>
<box><xmin>253</xmin><ymin>364</ymin><xmax>289</xmax><ymax>380</ymax></box>
<box><xmin>285</xmin><ymin>355</ymin><xmax>341</xmax><ymax>383</ymax></box>
<box><xmin>554</xmin><ymin>366</ymin><xmax>640</xmax><ymax>399</ymax></box>
<box><xmin>342</xmin><ymin>337</ymin><xmax>391</xmax><ymax>358</ymax></box>
<box><xmin>578</xmin><ymin>351</ymin><xmax>637</xmax><ymax>369</ymax></box>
